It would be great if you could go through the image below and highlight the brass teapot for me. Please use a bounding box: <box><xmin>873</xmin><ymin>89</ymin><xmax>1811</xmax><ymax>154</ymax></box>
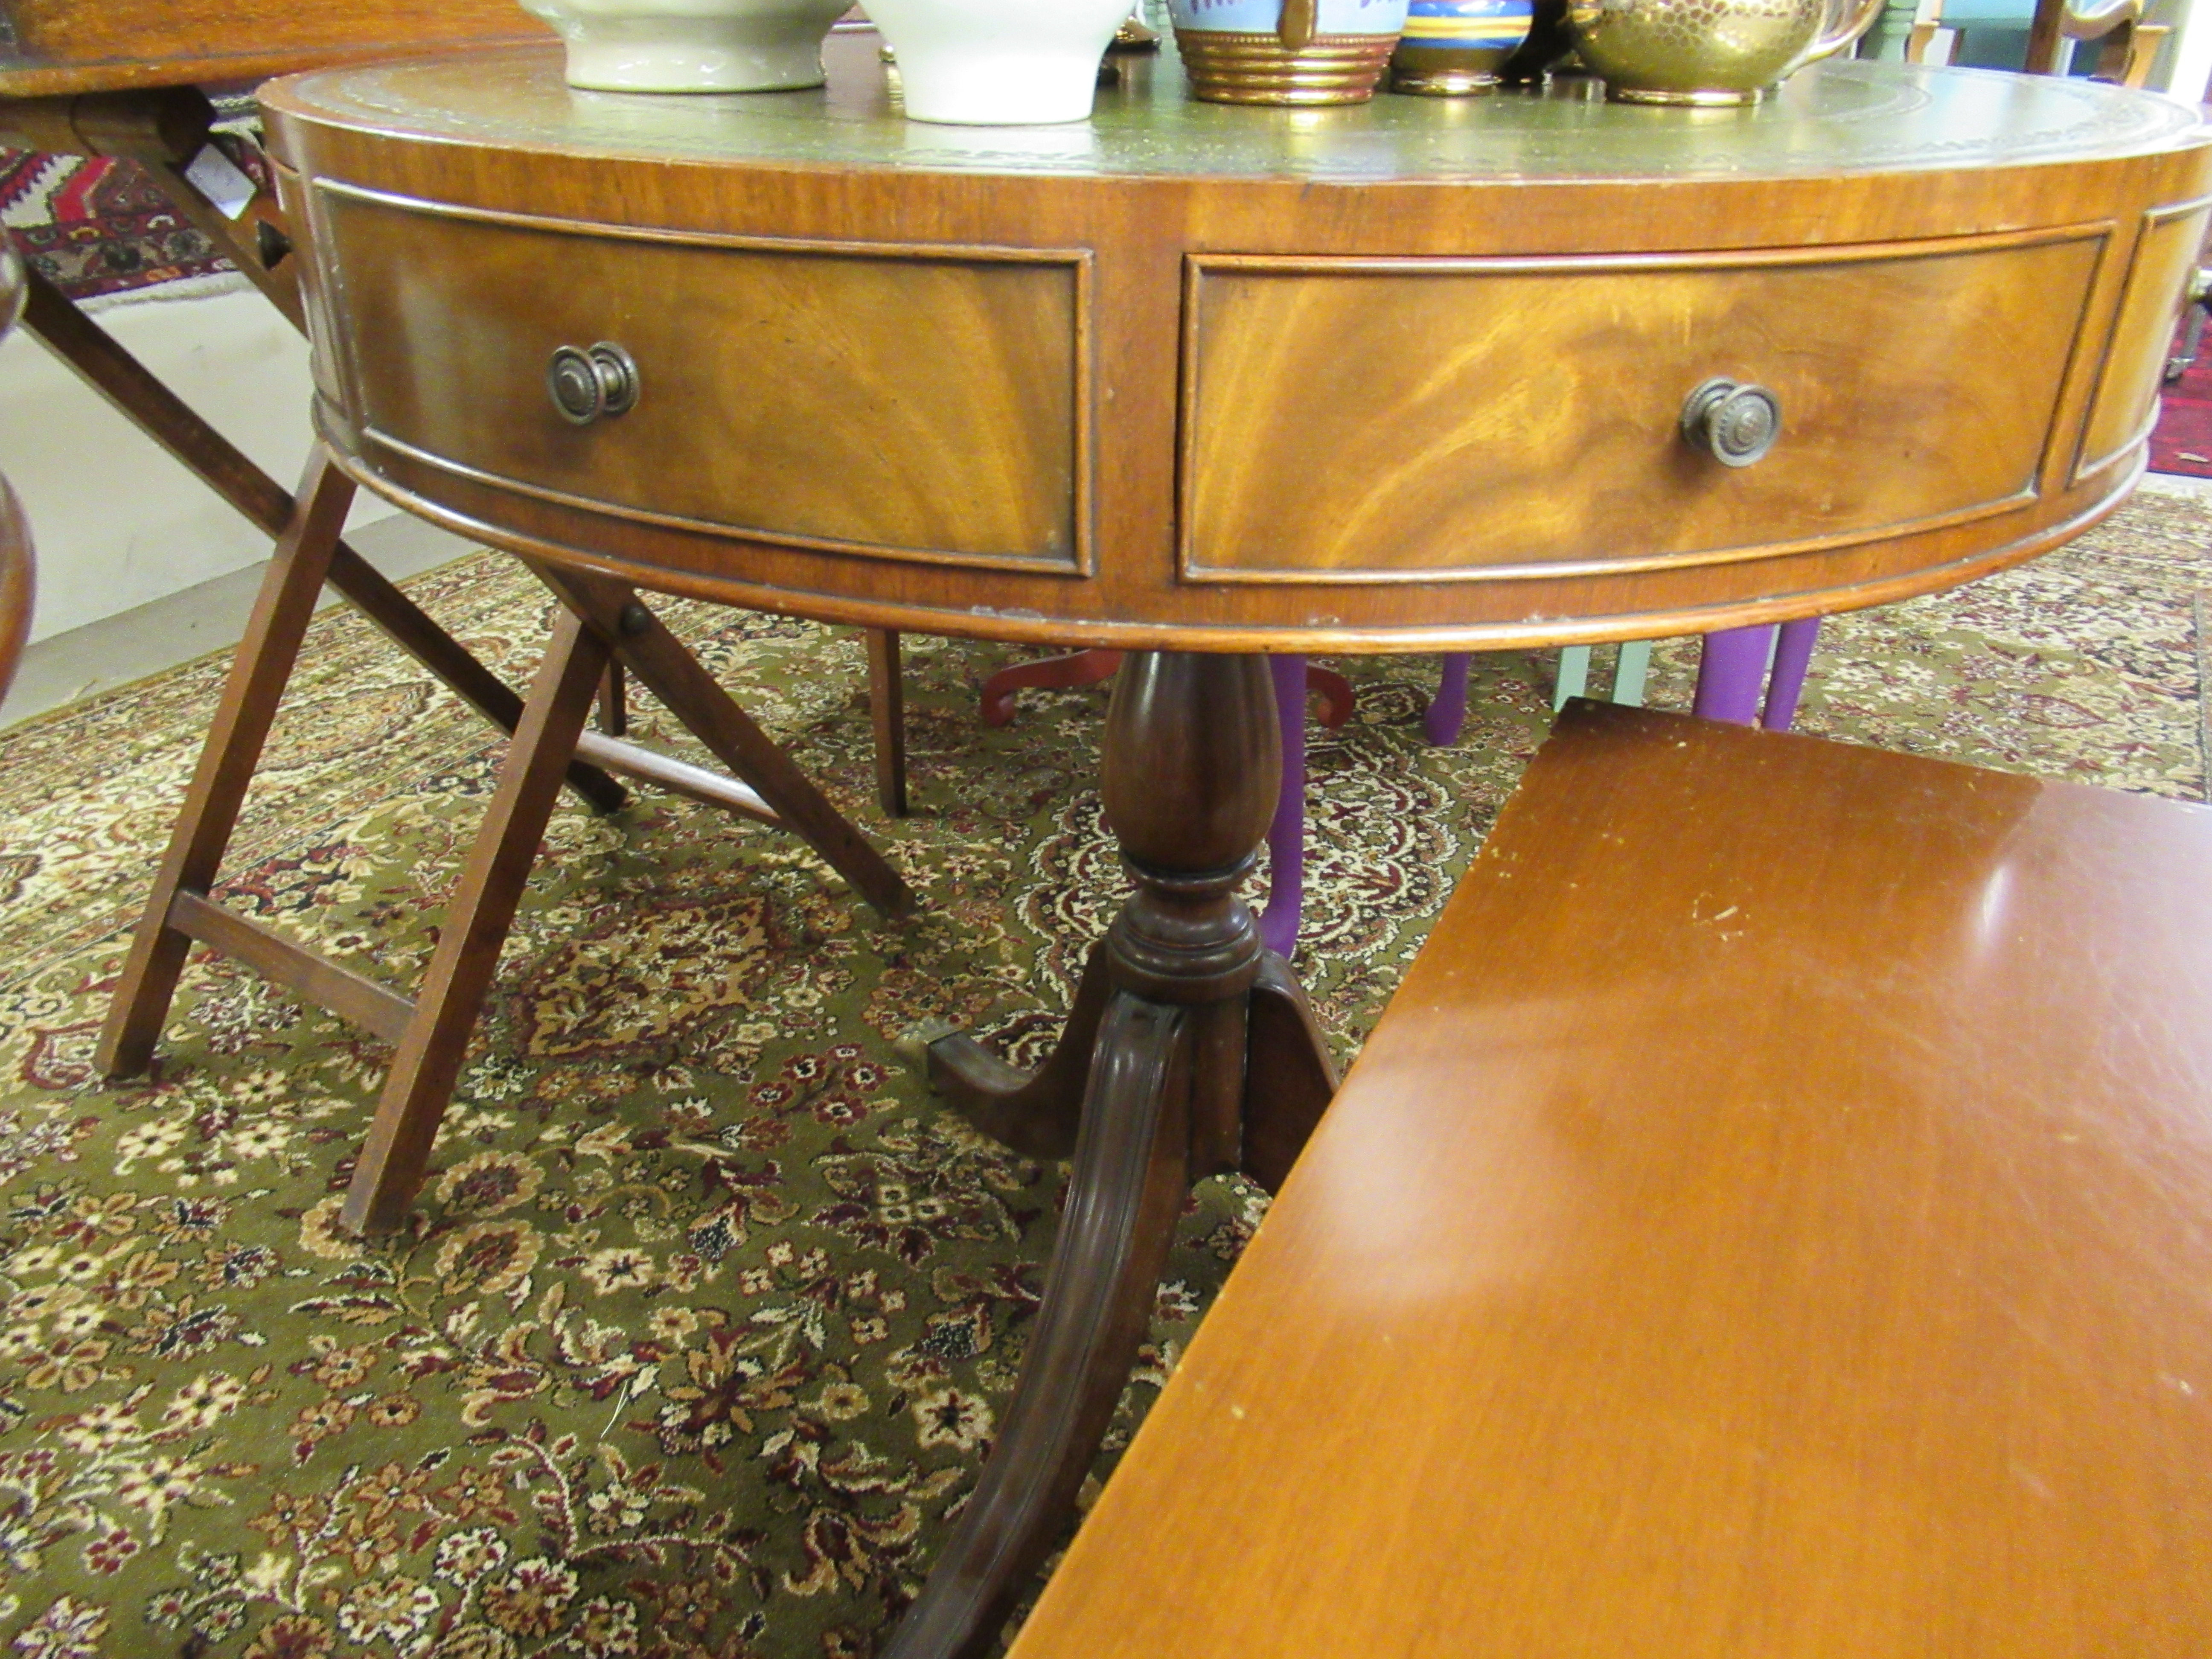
<box><xmin>1566</xmin><ymin>0</ymin><xmax>1884</xmax><ymax>103</ymax></box>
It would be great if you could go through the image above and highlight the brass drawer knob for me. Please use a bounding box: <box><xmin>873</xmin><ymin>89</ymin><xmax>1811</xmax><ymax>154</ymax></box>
<box><xmin>547</xmin><ymin>342</ymin><xmax>640</xmax><ymax>425</ymax></box>
<box><xmin>1681</xmin><ymin>377</ymin><xmax>1781</xmax><ymax>468</ymax></box>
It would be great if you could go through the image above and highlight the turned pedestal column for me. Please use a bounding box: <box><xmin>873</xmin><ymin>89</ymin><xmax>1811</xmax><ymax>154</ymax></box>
<box><xmin>888</xmin><ymin>651</ymin><xmax>1338</xmax><ymax>1659</ymax></box>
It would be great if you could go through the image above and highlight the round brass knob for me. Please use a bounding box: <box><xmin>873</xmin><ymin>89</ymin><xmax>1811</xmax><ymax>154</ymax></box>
<box><xmin>1680</xmin><ymin>377</ymin><xmax>1781</xmax><ymax>468</ymax></box>
<box><xmin>547</xmin><ymin>342</ymin><xmax>639</xmax><ymax>425</ymax></box>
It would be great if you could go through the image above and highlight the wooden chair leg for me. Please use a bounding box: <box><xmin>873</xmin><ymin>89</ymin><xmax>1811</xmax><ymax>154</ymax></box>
<box><xmin>542</xmin><ymin>568</ymin><xmax>916</xmax><ymax>919</ymax></box>
<box><xmin>342</xmin><ymin>605</ymin><xmax>615</xmax><ymax>1234</ymax></box>
<box><xmin>867</xmin><ymin>627</ymin><xmax>908</xmax><ymax>818</ymax></box>
<box><xmin>97</xmin><ymin>453</ymin><xmax>358</xmax><ymax>1078</ymax></box>
<box><xmin>597</xmin><ymin>661</ymin><xmax>629</xmax><ymax>736</ymax></box>
<box><xmin>346</xmin><ymin>588</ymin><xmax>918</xmax><ymax>1230</ymax></box>
<box><xmin>1303</xmin><ymin>663</ymin><xmax>1356</xmax><ymax>729</ymax></box>
<box><xmin>980</xmin><ymin>648</ymin><xmax>1123</xmax><ymax>727</ymax></box>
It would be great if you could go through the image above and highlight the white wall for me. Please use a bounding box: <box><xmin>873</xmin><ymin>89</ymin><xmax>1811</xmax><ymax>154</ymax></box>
<box><xmin>2162</xmin><ymin>0</ymin><xmax>2212</xmax><ymax>102</ymax></box>
<box><xmin>0</xmin><ymin>285</ymin><xmax>396</xmax><ymax>643</ymax></box>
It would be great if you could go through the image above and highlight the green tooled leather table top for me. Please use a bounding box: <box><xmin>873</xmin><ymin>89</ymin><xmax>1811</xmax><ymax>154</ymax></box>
<box><xmin>266</xmin><ymin>31</ymin><xmax>2202</xmax><ymax>183</ymax></box>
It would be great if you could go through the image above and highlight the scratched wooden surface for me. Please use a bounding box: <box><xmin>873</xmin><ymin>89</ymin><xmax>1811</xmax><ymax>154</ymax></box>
<box><xmin>0</xmin><ymin>0</ymin><xmax>549</xmax><ymax>98</ymax></box>
<box><xmin>1010</xmin><ymin>701</ymin><xmax>2212</xmax><ymax>1658</ymax></box>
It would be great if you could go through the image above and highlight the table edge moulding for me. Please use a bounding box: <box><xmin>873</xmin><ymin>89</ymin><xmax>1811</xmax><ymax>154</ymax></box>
<box><xmin>97</xmin><ymin>31</ymin><xmax>2209</xmax><ymax>1659</ymax></box>
<box><xmin>257</xmin><ymin>39</ymin><xmax>2210</xmax><ymax>655</ymax></box>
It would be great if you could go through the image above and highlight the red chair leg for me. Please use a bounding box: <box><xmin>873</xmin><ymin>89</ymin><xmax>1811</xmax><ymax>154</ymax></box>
<box><xmin>979</xmin><ymin>649</ymin><xmax>1124</xmax><ymax>727</ymax></box>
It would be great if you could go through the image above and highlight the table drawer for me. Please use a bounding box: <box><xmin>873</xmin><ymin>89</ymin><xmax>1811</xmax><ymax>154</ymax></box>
<box><xmin>1179</xmin><ymin>234</ymin><xmax>2107</xmax><ymax>582</ymax></box>
<box><xmin>2078</xmin><ymin>200</ymin><xmax>2212</xmax><ymax>480</ymax></box>
<box><xmin>312</xmin><ymin>186</ymin><xmax>1088</xmax><ymax>573</ymax></box>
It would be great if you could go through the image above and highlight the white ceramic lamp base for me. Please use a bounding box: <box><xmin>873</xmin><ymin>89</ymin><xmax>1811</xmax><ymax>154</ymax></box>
<box><xmin>527</xmin><ymin>1</ymin><xmax>848</xmax><ymax>91</ymax></box>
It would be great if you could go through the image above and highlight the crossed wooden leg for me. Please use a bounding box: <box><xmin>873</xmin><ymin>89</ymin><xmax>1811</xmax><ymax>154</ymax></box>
<box><xmin>340</xmin><ymin>603</ymin><xmax>620</xmax><ymax>1231</ymax></box>
<box><xmin>99</xmin><ymin>449</ymin><xmax>916</xmax><ymax>1233</ymax></box>
<box><xmin>98</xmin><ymin>457</ymin><xmax>435</xmax><ymax>1077</ymax></box>
<box><xmin>341</xmin><ymin>562</ymin><xmax>914</xmax><ymax>1231</ymax></box>
<box><xmin>18</xmin><ymin>103</ymin><xmax>918</xmax><ymax>1228</ymax></box>
<box><xmin>18</xmin><ymin>266</ymin><xmax>629</xmax><ymax>806</ymax></box>
<box><xmin>886</xmin><ymin>652</ymin><xmax>1339</xmax><ymax>1659</ymax></box>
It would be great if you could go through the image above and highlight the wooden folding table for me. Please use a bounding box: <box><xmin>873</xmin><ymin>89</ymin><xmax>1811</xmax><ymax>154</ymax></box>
<box><xmin>0</xmin><ymin>4</ymin><xmax>915</xmax><ymax>1231</ymax></box>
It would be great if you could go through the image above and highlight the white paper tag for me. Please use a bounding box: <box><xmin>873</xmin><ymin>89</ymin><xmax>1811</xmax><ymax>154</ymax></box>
<box><xmin>183</xmin><ymin>143</ymin><xmax>257</xmax><ymax>219</ymax></box>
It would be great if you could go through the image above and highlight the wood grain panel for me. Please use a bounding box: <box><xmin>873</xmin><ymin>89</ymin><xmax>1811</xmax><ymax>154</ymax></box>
<box><xmin>0</xmin><ymin>2</ymin><xmax>550</xmax><ymax>96</ymax></box>
<box><xmin>0</xmin><ymin>0</ymin><xmax>547</xmax><ymax>84</ymax></box>
<box><xmin>273</xmin><ymin>163</ymin><xmax>355</xmax><ymax>434</ymax></box>
<box><xmin>317</xmin><ymin>186</ymin><xmax>1087</xmax><ymax>573</ymax></box>
<box><xmin>1181</xmin><ymin>234</ymin><xmax>2103</xmax><ymax>582</ymax></box>
<box><xmin>2076</xmin><ymin>198</ymin><xmax>2212</xmax><ymax>480</ymax></box>
<box><xmin>1009</xmin><ymin>702</ymin><xmax>2212</xmax><ymax>1659</ymax></box>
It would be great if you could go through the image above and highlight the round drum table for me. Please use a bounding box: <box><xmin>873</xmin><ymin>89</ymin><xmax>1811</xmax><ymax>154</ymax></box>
<box><xmin>154</xmin><ymin>36</ymin><xmax>2212</xmax><ymax>1659</ymax></box>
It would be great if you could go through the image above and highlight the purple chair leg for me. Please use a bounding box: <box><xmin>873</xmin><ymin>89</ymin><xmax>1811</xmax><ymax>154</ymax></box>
<box><xmin>1692</xmin><ymin>625</ymin><xmax>1777</xmax><ymax>726</ymax></box>
<box><xmin>1423</xmin><ymin>652</ymin><xmax>1471</xmax><ymax>746</ymax></box>
<box><xmin>1761</xmin><ymin>617</ymin><xmax>1820</xmax><ymax>732</ymax></box>
<box><xmin>1257</xmin><ymin>653</ymin><xmax>1306</xmax><ymax>960</ymax></box>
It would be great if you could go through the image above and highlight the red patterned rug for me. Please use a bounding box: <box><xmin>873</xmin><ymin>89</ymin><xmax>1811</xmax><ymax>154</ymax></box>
<box><xmin>0</xmin><ymin>135</ymin><xmax>268</xmax><ymax>304</ymax></box>
<box><xmin>2153</xmin><ymin>311</ymin><xmax>2212</xmax><ymax>479</ymax></box>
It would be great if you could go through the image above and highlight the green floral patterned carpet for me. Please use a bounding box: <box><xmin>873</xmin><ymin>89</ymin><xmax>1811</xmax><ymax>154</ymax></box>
<box><xmin>0</xmin><ymin>487</ymin><xmax>2208</xmax><ymax>1659</ymax></box>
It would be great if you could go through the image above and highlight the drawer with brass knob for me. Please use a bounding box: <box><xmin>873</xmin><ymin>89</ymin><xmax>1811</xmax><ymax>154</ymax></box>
<box><xmin>546</xmin><ymin>342</ymin><xmax>639</xmax><ymax>425</ymax></box>
<box><xmin>1679</xmin><ymin>378</ymin><xmax>1783</xmax><ymax>469</ymax></box>
<box><xmin>306</xmin><ymin>183</ymin><xmax>1089</xmax><ymax>574</ymax></box>
<box><xmin>1178</xmin><ymin>233</ymin><xmax>2112</xmax><ymax>582</ymax></box>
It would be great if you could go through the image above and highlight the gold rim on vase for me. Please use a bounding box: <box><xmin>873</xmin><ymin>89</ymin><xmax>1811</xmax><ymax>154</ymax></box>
<box><xmin>1175</xmin><ymin>29</ymin><xmax>1399</xmax><ymax>103</ymax></box>
<box><xmin>1610</xmin><ymin>82</ymin><xmax>1769</xmax><ymax>103</ymax></box>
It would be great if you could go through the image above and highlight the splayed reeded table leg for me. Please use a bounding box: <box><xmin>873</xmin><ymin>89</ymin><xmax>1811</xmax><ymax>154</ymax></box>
<box><xmin>887</xmin><ymin>652</ymin><xmax>1339</xmax><ymax>1659</ymax></box>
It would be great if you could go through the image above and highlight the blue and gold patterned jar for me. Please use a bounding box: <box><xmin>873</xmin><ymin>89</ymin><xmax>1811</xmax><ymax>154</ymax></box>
<box><xmin>1172</xmin><ymin>0</ymin><xmax>1413</xmax><ymax>104</ymax></box>
<box><xmin>1389</xmin><ymin>0</ymin><xmax>1533</xmax><ymax>92</ymax></box>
